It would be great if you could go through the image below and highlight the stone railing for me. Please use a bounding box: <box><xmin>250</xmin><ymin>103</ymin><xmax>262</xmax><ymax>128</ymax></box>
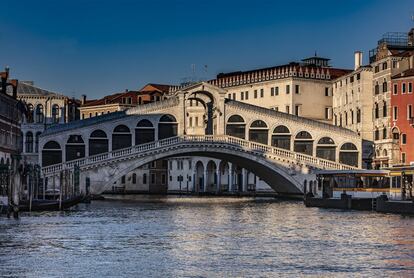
<box><xmin>126</xmin><ymin>97</ymin><xmax>179</xmax><ymax>115</ymax></box>
<box><xmin>42</xmin><ymin>135</ymin><xmax>357</xmax><ymax>176</ymax></box>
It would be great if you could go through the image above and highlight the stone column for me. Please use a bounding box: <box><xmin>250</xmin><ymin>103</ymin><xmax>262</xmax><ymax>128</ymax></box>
<box><xmin>229</xmin><ymin>163</ymin><xmax>233</xmax><ymax>192</ymax></box>
<box><xmin>192</xmin><ymin>171</ymin><xmax>196</xmax><ymax>192</ymax></box>
<box><xmin>242</xmin><ymin>169</ymin><xmax>248</xmax><ymax>192</ymax></box>
<box><xmin>216</xmin><ymin>168</ymin><xmax>221</xmax><ymax>193</ymax></box>
<box><xmin>203</xmin><ymin>169</ymin><xmax>208</xmax><ymax>192</ymax></box>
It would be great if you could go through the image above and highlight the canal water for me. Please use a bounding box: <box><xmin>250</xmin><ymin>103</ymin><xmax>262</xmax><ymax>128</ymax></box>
<box><xmin>0</xmin><ymin>196</ymin><xmax>413</xmax><ymax>277</ymax></box>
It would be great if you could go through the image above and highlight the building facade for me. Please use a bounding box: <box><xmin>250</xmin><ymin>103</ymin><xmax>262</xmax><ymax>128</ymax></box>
<box><xmin>390</xmin><ymin>61</ymin><xmax>414</xmax><ymax>165</ymax></box>
<box><xmin>332</xmin><ymin>52</ymin><xmax>374</xmax><ymax>168</ymax></box>
<box><xmin>370</xmin><ymin>29</ymin><xmax>414</xmax><ymax>168</ymax></box>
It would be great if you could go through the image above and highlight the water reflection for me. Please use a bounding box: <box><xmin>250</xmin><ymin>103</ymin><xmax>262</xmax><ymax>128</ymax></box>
<box><xmin>0</xmin><ymin>196</ymin><xmax>413</xmax><ymax>277</ymax></box>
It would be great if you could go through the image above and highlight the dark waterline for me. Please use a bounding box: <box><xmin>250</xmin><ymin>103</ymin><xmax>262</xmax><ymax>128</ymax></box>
<box><xmin>0</xmin><ymin>196</ymin><xmax>414</xmax><ymax>277</ymax></box>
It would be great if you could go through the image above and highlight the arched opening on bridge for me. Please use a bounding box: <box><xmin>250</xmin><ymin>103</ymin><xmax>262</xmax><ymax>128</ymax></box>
<box><xmin>316</xmin><ymin>137</ymin><xmax>336</xmax><ymax>161</ymax></box>
<box><xmin>66</xmin><ymin>135</ymin><xmax>85</xmax><ymax>162</ymax></box>
<box><xmin>294</xmin><ymin>131</ymin><xmax>313</xmax><ymax>156</ymax></box>
<box><xmin>271</xmin><ymin>125</ymin><xmax>291</xmax><ymax>150</ymax></box>
<box><xmin>205</xmin><ymin>160</ymin><xmax>217</xmax><ymax>192</ymax></box>
<box><xmin>226</xmin><ymin>115</ymin><xmax>245</xmax><ymax>139</ymax></box>
<box><xmin>186</xmin><ymin>91</ymin><xmax>216</xmax><ymax>135</ymax></box>
<box><xmin>218</xmin><ymin>161</ymin><xmax>230</xmax><ymax>192</ymax></box>
<box><xmin>339</xmin><ymin>143</ymin><xmax>359</xmax><ymax>167</ymax></box>
<box><xmin>249</xmin><ymin>120</ymin><xmax>268</xmax><ymax>145</ymax></box>
<box><xmin>112</xmin><ymin>125</ymin><xmax>132</xmax><ymax>150</ymax></box>
<box><xmin>42</xmin><ymin>141</ymin><xmax>62</xmax><ymax>166</ymax></box>
<box><xmin>135</xmin><ymin>119</ymin><xmax>155</xmax><ymax>144</ymax></box>
<box><xmin>158</xmin><ymin>114</ymin><xmax>178</xmax><ymax>140</ymax></box>
<box><xmin>25</xmin><ymin>131</ymin><xmax>33</xmax><ymax>153</ymax></box>
<box><xmin>89</xmin><ymin>130</ymin><xmax>108</xmax><ymax>156</ymax></box>
<box><xmin>194</xmin><ymin>161</ymin><xmax>204</xmax><ymax>192</ymax></box>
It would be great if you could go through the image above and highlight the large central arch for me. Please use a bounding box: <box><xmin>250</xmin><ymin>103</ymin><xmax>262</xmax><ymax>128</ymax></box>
<box><xmin>82</xmin><ymin>143</ymin><xmax>305</xmax><ymax>196</ymax></box>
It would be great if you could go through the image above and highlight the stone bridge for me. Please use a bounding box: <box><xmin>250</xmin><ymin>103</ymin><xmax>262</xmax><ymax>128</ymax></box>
<box><xmin>39</xmin><ymin>82</ymin><xmax>361</xmax><ymax>195</ymax></box>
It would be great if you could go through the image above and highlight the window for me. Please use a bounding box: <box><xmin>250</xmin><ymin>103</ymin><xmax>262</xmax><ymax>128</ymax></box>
<box><xmin>151</xmin><ymin>173</ymin><xmax>155</xmax><ymax>184</ymax></box>
<box><xmin>402</xmin><ymin>153</ymin><xmax>406</xmax><ymax>164</ymax></box>
<box><xmin>286</xmin><ymin>85</ymin><xmax>290</xmax><ymax>94</ymax></box>
<box><xmin>295</xmin><ymin>105</ymin><xmax>301</xmax><ymax>116</ymax></box>
<box><xmin>374</xmin><ymin>103</ymin><xmax>379</xmax><ymax>119</ymax></box>
<box><xmin>260</xmin><ymin>89</ymin><xmax>264</xmax><ymax>97</ymax></box>
<box><xmin>325</xmin><ymin>87</ymin><xmax>329</xmax><ymax>96</ymax></box>
<box><xmin>402</xmin><ymin>83</ymin><xmax>406</xmax><ymax>94</ymax></box>
<box><xmin>382</xmin><ymin>81</ymin><xmax>387</xmax><ymax>92</ymax></box>
<box><xmin>393</xmin><ymin>106</ymin><xmax>398</xmax><ymax>121</ymax></box>
<box><xmin>375</xmin><ymin>65</ymin><xmax>379</xmax><ymax>73</ymax></box>
<box><xmin>285</xmin><ymin>105</ymin><xmax>290</xmax><ymax>114</ymax></box>
<box><xmin>161</xmin><ymin>174</ymin><xmax>166</xmax><ymax>185</ymax></box>
<box><xmin>325</xmin><ymin>107</ymin><xmax>332</xmax><ymax>120</ymax></box>
<box><xmin>357</xmin><ymin>73</ymin><xmax>361</xmax><ymax>80</ymax></box>
<box><xmin>374</xmin><ymin>129</ymin><xmax>380</xmax><ymax>140</ymax></box>
<box><xmin>408</xmin><ymin>104</ymin><xmax>413</xmax><ymax>119</ymax></box>
<box><xmin>351</xmin><ymin>110</ymin><xmax>354</xmax><ymax>124</ymax></box>
<box><xmin>121</xmin><ymin>175</ymin><xmax>126</xmax><ymax>184</ymax></box>
<box><xmin>295</xmin><ymin>85</ymin><xmax>300</xmax><ymax>94</ymax></box>
<box><xmin>409</xmin><ymin>83</ymin><xmax>413</xmax><ymax>94</ymax></box>
<box><xmin>52</xmin><ymin>104</ymin><xmax>60</xmax><ymax>123</ymax></box>
<box><xmin>393</xmin><ymin>60</ymin><xmax>397</xmax><ymax>68</ymax></box>
<box><xmin>350</xmin><ymin>76</ymin><xmax>354</xmax><ymax>83</ymax></box>
<box><xmin>143</xmin><ymin>174</ymin><xmax>147</xmax><ymax>184</ymax></box>
<box><xmin>245</xmin><ymin>91</ymin><xmax>249</xmax><ymax>100</ymax></box>
<box><xmin>393</xmin><ymin>84</ymin><xmax>398</xmax><ymax>95</ymax></box>
<box><xmin>232</xmin><ymin>93</ymin><xmax>236</xmax><ymax>99</ymax></box>
<box><xmin>383</xmin><ymin>102</ymin><xmax>387</xmax><ymax>117</ymax></box>
<box><xmin>382</xmin><ymin>62</ymin><xmax>388</xmax><ymax>70</ymax></box>
<box><xmin>402</xmin><ymin>133</ymin><xmax>407</xmax><ymax>144</ymax></box>
<box><xmin>383</xmin><ymin>127</ymin><xmax>387</xmax><ymax>139</ymax></box>
<box><xmin>275</xmin><ymin>87</ymin><xmax>279</xmax><ymax>95</ymax></box>
<box><xmin>356</xmin><ymin>109</ymin><xmax>361</xmax><ymax>123</ymax></box>
<box><xmin>151</xmin><ymin>161</ymin><xmax>156</xmax><ymax>168</ymax></box>
<box><xmin>375</xmin><ymin>82</ymin><xmax>379</xmax><ymax>94</ymax></box>
<box><xmin>35</xmin><ymin>104</ymin><xmax>44</xmax><ymax>123</ymax></box>
<box><xmin>255</xmin><ymin>90</ymin><xmax>259</xmax><ymax>98</ymax></box>
<box><xmin>241</xmin><ymin>91</ymin><xmax>244</xmax><ymax>100</ymax></box>
<box><xmin>392</xmin><ymin>128</ymin><xmax>400</xmax><ymax>140</ymax></box>
<box><xmin>132</xmin><ymin>173</ymin><xmax>137</xmax><ymax>184</ymax></box>
<box><xmin>270</xmin><ymin>88</ymin><xmax>274</xmax><ymax>97</ymax></box>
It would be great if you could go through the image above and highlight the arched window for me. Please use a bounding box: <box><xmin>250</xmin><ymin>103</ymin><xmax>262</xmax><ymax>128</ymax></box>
<box><xmin>271</xmin><ymin>125</ymin><xmax>291</xmax><ymax>150</ymax></box>
<box><xmin>226</xmin><ymin>115</ymin><xmax>246</xmax><ymax>139</ymax></box>
<box><xmin>249</xmin><ymin>120</ymin><xmax>268</xmax><ymax>144</ymax></box>
<box><xmin>25</xmin><ymin>132</ymin><xmax>33</xmax><ymax>153</ymax></box>
<box><xmin>132</xmin><ymin>173</ymin><xmax>137</xmax><ymax>184</ymax></box>
<box><xmin>66</xmin><ymin>135</ymin><xmax>85</xmax><ymax>161</ymax></box>
<box><xmin>42</xmin><ymin>141</ymin><xmax>62</xmax><ymax>166</ymax></box>
<box><xmin>52</xmin><ymin>104</ymin><xmax>60</xmax><ymax>123</ymax></box>
<box><xmin>35</xmin><ymin>132</ymin><xmax>41</xmax><ymax>153</ymax></box>
<box><xmin>356</xmin><ymin>108</ymin><xmax>361</xmax><ymax>123</ymax></box>
<box><xmin>316</xmin><ymin>137</ymin><xmax>336</xmax><ymax>161</ymax></box>
<box><xmin>35</xmin><ymin>104</ymin><xmax>44</xmax><ymax>123</ymax></box>
<box><xmin>383</xmin><ymin>101</ymin><xmax>387</xmax><ymax>117</ymax></box>
<box><xmin>392</xmin><ymin>127</ymin><xmax>400</xmax><ymax>140</ymax></box>
<box><xmin>158</xmin><ymin>115</ymin><xmax>178</xmax><ymax>140</ymax></box>
<box><xmin>383</xmin><ymin>149</ymin><xmax>388</xmax><ymax>157</ymax></box>
<box><xmin>89</xmin><ymin>130</ymin><xmax>108</xmax><ymax>155</ymax></box>
<box><xmin>383</xmin><ymin>80</ymin><xmax>387</xmax><ymax>92</ymax></box>
<box><xmin>112</xmin><ymin>125</ymin><xmax>132</xmax><ymax>150</ymax></box>
<box><xmin>374</xmin><ymin>103</ymin><xmax>379</xmax><ymax>119</ymax></box>
<box><xmin>294</xmin><ymin>131</ymin><xmax>313</xmax><ymax>155</ymax></box>
<box><xmin>136</xmin><ymin>119</ymin><xmax>155</xmax><ymax>145</ymax></box>
<box><xmin>27</xmin><ymin>104</ymin><xmax>34</xmax><ymax>123</ymax></box>
<box><xmin>143</xmin><ymin>173</ymin><xmax>147</xmax><ymax>184</ymax></box>
<box><xmin>339</xmin><ymin>143</ymin><xmax>358</xmax><ymax>167</ymax></box>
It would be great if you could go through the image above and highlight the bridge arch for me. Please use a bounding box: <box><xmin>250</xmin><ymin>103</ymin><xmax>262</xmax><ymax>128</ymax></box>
<box><xmin>66</xmin><ymin>135</ymin><xmax>85</xmax><ymax>162</ymax></box>
<box><xmin>226</xmin><ymin>114</ymin><xmax>246</xmax><ymax>139</ymax></box>
<box><xmin>248</xmin><ymin>120</ymin><xmax>269</xmax><ymax>145</ymax></box>
<box><xmin>92</xmin><ymin>145</ymin><xmax>304</xmax><ymax>196</ymax></box>
<box><xmin>339</xmin><ymin>142</ymin><xmax>358</xmax><ymax>167</ymax></box>
<box><xmin>135</xmin><ymin>119</ymin><xmax>155</xmax><ymax>144</ymax></box>
<box><xmin>316</xmin><ymin>136</ymin><xmax>336</xmax><ymax>162</ymax></box>
<box><xmin>89</xmin><ymin>129</ymin><xmax>108</xmax><ymax>156</ymax></box>
<box><xmin>158</xmin><ymin>114</ymin><xmax>178</xmax><ymax>139</ymax></box>
<box><xmin>271</xmin><ymin>125</ymin><xmax>291</xmax><ymax>150</ymax></box>
<box><xmin>112</xmin><ymin>125</ymin><xmax>132</xmax><ymax>150</ymax></box>
<box><xmin>42</xmin><ymin>141</ymin><xmax>62</xmax><ymax>167</ymax></box>
<box><xmin>294</xmin><ymin>131</ymin><xmax>314</xmax><ymax>156</ymax></box>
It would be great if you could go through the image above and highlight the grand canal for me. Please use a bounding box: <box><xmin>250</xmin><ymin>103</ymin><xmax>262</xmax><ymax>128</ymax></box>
<box><xmin>0</xmin><ymin>196</ymin><xmax>413</xmax><ymax>277</ymax></box>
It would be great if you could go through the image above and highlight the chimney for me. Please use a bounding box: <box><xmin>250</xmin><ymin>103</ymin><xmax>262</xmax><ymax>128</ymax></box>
<box><xmin>410</xmin><ymin>55</ymin><xmax>414</xmax><ymax>69</ymax></box>
<box><xmin>354</xmin><ymin>51</ymin><xmax>362</xmax><ymax>70</ymax></box>
<box><xmin>81</xmin><ymin>94</ymin><xmax>87</xmax><ymax>105</ymax></box>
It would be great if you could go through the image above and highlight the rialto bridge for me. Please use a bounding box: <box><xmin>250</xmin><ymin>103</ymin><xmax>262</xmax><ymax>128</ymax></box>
<box><xmin>39</xmin><ymin>82</ymin><xmax>361</xmax><ymax>196</ymax></box>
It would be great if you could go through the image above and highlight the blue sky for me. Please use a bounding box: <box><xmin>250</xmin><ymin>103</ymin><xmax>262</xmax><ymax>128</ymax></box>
<box><xmin>1</xmin><ymin>0</ymin><xmax>413</xmax><ymax>99</ymax></box>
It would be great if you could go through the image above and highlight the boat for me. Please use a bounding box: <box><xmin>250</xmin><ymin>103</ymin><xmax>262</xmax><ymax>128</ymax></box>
<box><xmin>19</xmin><ymin>195</ymin><xmax>85</xmax><ymax>212</ymax></box>
<box><xmin>304</xmin><ymin>169</ymin><xmax>414</xmax><ymax>214</ymax></box>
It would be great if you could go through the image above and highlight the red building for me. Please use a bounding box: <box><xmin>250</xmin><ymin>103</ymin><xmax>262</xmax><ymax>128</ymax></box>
<box><xmin>391</xmin><ymin>61</ymin><xmax>414</xmax><ymax>165</ymax></box>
